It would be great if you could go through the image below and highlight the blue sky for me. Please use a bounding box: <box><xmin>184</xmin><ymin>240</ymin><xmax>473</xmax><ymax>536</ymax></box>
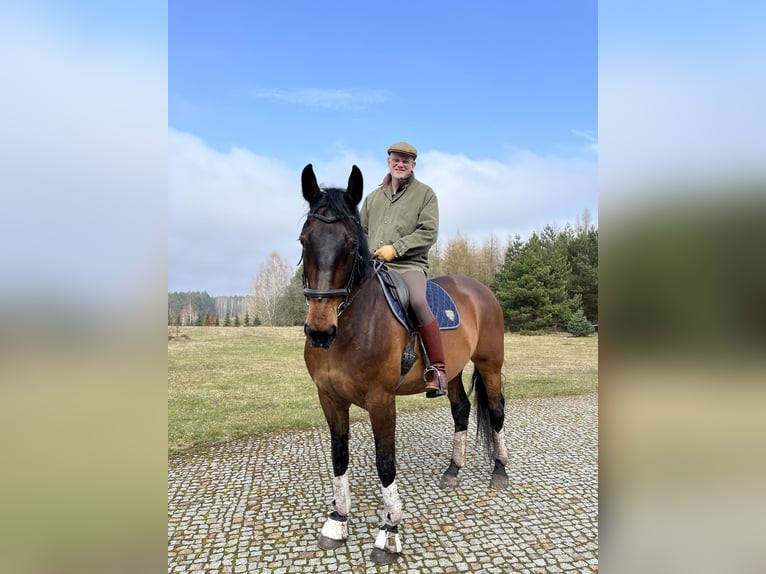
<box><xmin>169</xmin><ymin>1</ymin><xmax>598</xmax><ymax>295</ymax></box>
<box><xmin>170</xmin><ymin>1</ymin><xmax>596</xmax><ymax>162</ymax></box>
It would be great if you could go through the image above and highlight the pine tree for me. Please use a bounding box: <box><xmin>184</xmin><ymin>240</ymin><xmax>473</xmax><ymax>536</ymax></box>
<box><xmin>564</xmin><ymin>224</ymin><xmax>598</xmax><ymax>324</ymax></box>
<box><xmin>567</xmin><ymin>308</ymin><xmax>595</xmax><ymax>337</ymax></box>
<box><xmin>493</xmin><ymin>233</ymin><xmax>581</xmax><ymax>332</ymax></box>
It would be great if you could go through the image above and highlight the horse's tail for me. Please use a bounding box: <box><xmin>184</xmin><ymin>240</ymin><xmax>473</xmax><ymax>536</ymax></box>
<box><xmin>471</xmin><ymin>368</ymin><xmax>494</xmax><ymax>461</ymax></box>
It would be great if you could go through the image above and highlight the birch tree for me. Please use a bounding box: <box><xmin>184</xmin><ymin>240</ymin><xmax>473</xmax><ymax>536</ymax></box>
<box><xmin>248</xmin><ymin>253</ymin><xmax>293</xmax><ymax>326</ymax></box>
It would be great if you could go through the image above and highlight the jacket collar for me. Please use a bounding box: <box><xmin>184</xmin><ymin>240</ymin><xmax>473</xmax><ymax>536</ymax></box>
<box><xmin>381</xmin><ymin>172</ymin><xmax>414</xmax><ymax>198</ymax></box>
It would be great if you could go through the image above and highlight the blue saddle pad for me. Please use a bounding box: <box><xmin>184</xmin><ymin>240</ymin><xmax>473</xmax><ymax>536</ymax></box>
<box><xmin>378</xmin><ymin>274</ymin><xmax>460</xmax><ymax>332</ymax></box>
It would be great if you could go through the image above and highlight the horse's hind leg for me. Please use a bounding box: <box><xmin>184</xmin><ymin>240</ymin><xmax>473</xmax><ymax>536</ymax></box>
<box><xmin>440</xmin><ymin>370</ymin><xmax>470</xmax><ymax>490</ymax></box>
<box><xmin>317</xmin><ymin>393</ymin><xmax>352</xmax><ymax>550</ymax></box>
<box><xmin>482</xmin><ymin>368</ymin><xmax>510</xmax><ymax>490</ymax></box>
<box><xmin>489</xmin><ymin>391</ymin><xmax>509</xmax><ymax>490</ymax></box>
<box><xmin>472</xmin><ymin>359</ymin><xmax>509</xmax><ymax>490</ymax></box>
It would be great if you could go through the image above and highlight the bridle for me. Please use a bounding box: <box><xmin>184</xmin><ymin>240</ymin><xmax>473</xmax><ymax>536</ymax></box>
<box><xmin>301</xmin><ymin>211</ymin><xmax>367</xmax><ymax>316</ymax></box>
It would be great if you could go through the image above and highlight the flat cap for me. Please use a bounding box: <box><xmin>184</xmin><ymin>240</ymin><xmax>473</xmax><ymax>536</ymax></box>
<box><xmin>387</xmin><ymin>141</ymin><xmax>417</xmax><ymax>159</ymax></box>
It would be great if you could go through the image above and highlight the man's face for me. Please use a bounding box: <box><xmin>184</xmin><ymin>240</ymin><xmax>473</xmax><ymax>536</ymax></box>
<box><xmin>387</xmin><ymin>153</ymin><xmax>416</xmax><ymax>179</ymax></box>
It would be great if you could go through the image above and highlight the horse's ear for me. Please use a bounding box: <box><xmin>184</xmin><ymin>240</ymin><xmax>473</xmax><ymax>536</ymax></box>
<box><xmin>301</xmin><ymin>164</ymin><xmax>321</xmax><ymax>203</ymax></box>
<box><xmin>345</xmin><ymin>165</ymin><xmax>363</xmax><ymax>207</ymax></box>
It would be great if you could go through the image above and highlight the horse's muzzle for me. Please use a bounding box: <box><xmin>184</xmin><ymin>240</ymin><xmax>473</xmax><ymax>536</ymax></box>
<box><xmin>304</xmin><ymin>323</ymin><xmax>337</xmax><ymax>349</ymax></box>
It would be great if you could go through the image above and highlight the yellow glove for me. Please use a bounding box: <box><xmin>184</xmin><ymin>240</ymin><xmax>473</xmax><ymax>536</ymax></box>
<box><xmin>374</xmin><ymin>245</ymin><xmax>398</xmax><ymax>262</ymax></box>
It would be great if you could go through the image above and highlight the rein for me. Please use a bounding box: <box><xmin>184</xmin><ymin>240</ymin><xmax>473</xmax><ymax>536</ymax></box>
<box><xmin>302</xmin><ymin>212</ymin><xmax>372</xmax><ymax>316</ymax></box>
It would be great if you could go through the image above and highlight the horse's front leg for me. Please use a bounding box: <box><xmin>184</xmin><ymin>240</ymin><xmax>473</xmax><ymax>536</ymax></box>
<box><xmin>368</xmin><ymin>396</ymin><xmax>403</xmax><ymax>565</ymax></box>
<box><xmin>317</xmin><ymin>392</ymin><xmax>352</xmax><ymax>550</ymax></box>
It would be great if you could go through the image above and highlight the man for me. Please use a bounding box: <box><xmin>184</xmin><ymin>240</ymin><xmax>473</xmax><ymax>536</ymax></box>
<box><xmin>360</xmin><ymin>142</ymin><xmax>447</xmax><ymax>397</ymax></box>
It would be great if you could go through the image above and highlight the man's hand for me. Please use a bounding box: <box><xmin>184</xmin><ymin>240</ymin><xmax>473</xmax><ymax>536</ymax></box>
<box><xmin>374</xmin><ymin>245</ymin><xmax>397</xmax><ymax>262</ymax></box>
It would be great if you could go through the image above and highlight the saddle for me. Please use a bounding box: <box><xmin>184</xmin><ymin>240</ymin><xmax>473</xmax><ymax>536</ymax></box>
<box><xmin>376</xmin><ymin>268</ymin><xmax>461</xmax><ymax>333</ymax></box>
<box><xmin>375</xmin><ymin>266</ymin><xmax>460</xmax><ymax>383</ymax></box>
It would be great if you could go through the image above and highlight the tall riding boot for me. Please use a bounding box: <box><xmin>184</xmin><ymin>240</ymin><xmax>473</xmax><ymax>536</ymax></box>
<box><xmin>418</xmin><ymin>318</ymin><xmax>448</xmax><ymax>398</ymax></box>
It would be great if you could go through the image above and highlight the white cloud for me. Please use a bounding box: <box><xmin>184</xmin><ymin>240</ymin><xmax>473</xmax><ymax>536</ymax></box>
<box><xmin>169</xmin><ymin>129</ymin><xmax>307</xmax><ymax>295</ymax></box>
<box><xmin>418</xmin><ymin>150</ymin><xmax>598</xmax><ymax>244</ymax></box>
<box><xmin>571</xmin><ymin>129</ymin><xmax>599</xmax><ymax>155</ymax></box>
<box><xmin>169</xmin><ymin>131</ymin><xmax>598</xmax><ymax>295</ymax></box>
<box><xmin>249</xmin><ymin>88</ymin><xmax>391</xmax><ymax>109</ymax></box>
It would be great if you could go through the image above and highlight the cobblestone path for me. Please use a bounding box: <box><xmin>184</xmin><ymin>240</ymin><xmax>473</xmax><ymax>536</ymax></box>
<box><xmin>168</xmin><ymin>393</ymin><xmax>598</xmax><ymax>573</ymax></box>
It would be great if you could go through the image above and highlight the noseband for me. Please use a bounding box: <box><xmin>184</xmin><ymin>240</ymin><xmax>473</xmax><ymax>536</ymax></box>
<box><xmin>302</xmin><ymin>212</ymin><xmax>365</xmax><ymax>315</ymax></box>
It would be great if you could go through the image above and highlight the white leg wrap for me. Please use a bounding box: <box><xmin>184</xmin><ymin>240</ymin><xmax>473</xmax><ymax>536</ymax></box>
<box><xmin>331</xmin><ymin>472</ymin><xmax>350</xmax><ymax>516</ymax></box>
<box><xmin>381</xmin><ymin>480</ymin><xmax>403</xmax><ymax>526</ymax></box>
<box><xmin>493</xmin><ymin>430</ymin><xmax>509</xmax><ymax>466</ymax></box>
<box><xmin>374</xmin><ymin>527</ymin><xmax>403</xmax><ymax>553</ymax></box>
<box><xmin>452</xmin><ymin>430</ymin><xmax>467</xmax><ymax>467</ymax></box>
<box><xmin>320</xmin><ymin>514</ymin><xmax>348</xmax><ymax>541</ymax></box>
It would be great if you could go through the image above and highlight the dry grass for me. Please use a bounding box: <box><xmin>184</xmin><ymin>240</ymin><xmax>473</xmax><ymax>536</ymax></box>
<box><xmin>168</xmin><ymin>327</ymin><xmax>598</xmax><ymax>453</ymax></box>
<box><xmin>502</xmin><ymin>332</ymin><xmax>599</xmax><ymax>397</ymax></box>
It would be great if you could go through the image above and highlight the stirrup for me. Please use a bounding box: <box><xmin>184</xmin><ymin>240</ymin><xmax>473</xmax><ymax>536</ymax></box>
<box><xmin>424</xmin><ymin>367</ymin><xmax>447</xmax><ymax>398</ymax></box>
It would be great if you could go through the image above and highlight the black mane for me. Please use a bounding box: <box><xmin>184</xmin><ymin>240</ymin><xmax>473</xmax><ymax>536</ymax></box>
<box><xmin>306</xmin><ymin>187</ymin><xmax>374</xmax><ymax>288</ymax></box>
<box><xmin>307</xmin><ymin>187</ymin><xmax>355</xmax><ymax>218</ymax></box>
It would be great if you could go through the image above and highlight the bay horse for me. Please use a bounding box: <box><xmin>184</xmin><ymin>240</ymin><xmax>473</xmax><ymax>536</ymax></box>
<box><xmin>300</xmin><ymin>164</ymin><xmax>508</xmax><ymax>564</ymax></box>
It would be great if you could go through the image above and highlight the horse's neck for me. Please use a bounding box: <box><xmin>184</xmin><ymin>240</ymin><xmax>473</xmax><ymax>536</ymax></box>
<box><xmin>339</xmin><ymin>274</ymin><xmax>389</xmax><ymax>332</ymax></box>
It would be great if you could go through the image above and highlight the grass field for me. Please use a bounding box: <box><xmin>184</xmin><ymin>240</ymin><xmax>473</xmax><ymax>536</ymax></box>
<box><xmin>168</xmin><ymin>326</ymin><xmax>598</xmax><ymax>453</ymax></box>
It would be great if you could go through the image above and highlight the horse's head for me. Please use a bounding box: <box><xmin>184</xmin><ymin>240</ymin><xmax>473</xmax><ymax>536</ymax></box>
<box><xmin>300</xmin><ymin>164</ymin><xmax>368</xmax><ymax>349</ymax></box>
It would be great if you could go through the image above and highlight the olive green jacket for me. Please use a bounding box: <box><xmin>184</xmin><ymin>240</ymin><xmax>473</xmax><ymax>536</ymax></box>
<box><xmin>360</xmin><ymin>173</ymin><xmax>439</xmax><ymax>274</ymax></box>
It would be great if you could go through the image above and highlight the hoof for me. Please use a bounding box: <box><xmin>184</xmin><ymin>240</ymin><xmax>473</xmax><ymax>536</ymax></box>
<box><xmin>370</xmin><ymin>547</ymin><xmax>400</xmax><ymax>565</ymax></box>
<box><xmin>318</xmin><ymin>535</ymin><xmax>346</xmax><ymax>550</ymax></box>
<box><xmin>440</xmin><ymin>461</ymin><xmax>461</xmax><ymax>490</ymax></box>
<box><xmin>490</xmin><ymin>473</ymin><xmax>509</xmax><ymax>490</ymax></box>
<box><xmin>372</xmin><ymin>524</ymin><xmax>402</xmax><ymax>563</ymax></box>
<box><xmin>318</xmin><ymin>512</ymin><xmax>348</xmax><ymax>550</ymax></box>
<box><xmin>439</xmin><ymin>473</ymin><xmax>460</xmax><ymax>490</ymax></box>
<box><xmin>490</xmin><ymin>461</ymin><xmax>509</xmax><ymax>490</ymax></box>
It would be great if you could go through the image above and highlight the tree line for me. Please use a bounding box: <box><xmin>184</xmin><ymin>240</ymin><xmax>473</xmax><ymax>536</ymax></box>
<box><xmin>168</xmin><ymin>217</ymin><xmax>597</xmax><ymax>333</ymax></box>
<box><xmin>167</xmin><ymin>292</ymin><xmax>256</xmax><ymax>327</ymax></box>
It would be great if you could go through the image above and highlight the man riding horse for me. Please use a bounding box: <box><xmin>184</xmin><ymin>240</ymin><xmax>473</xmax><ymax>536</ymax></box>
<box><xmin>360</xmin><ymin>141</ymin><xmax>447</xmax><ymax>397</ymax></box>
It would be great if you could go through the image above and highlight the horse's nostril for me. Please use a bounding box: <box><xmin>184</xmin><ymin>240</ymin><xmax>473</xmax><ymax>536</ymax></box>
<box><xmin>305</xmin><ymin>324</ymin><xmax>337</xmax><ymax>349</ymax></box>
